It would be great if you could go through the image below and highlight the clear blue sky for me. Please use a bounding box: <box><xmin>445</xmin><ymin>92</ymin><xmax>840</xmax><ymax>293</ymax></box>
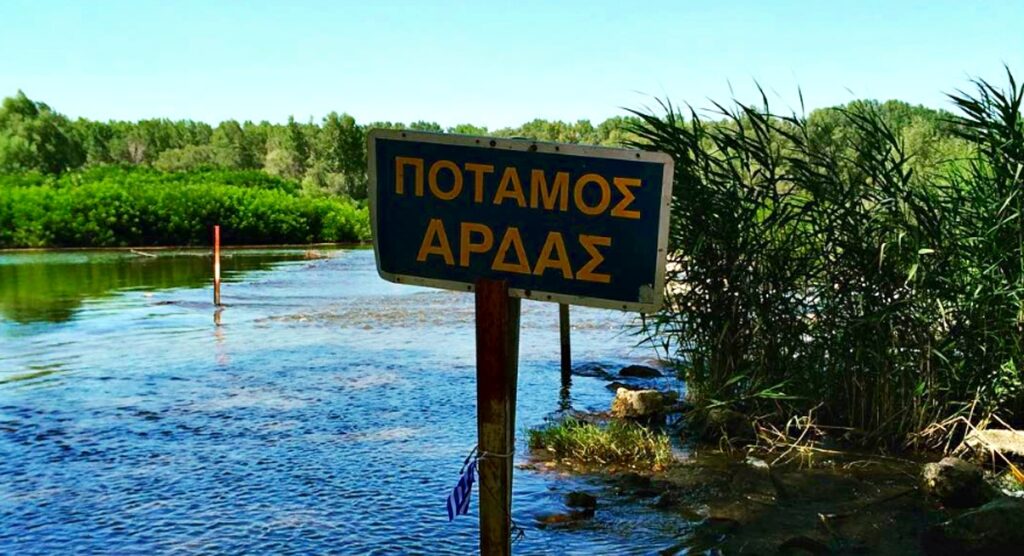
<box><xmin>2</xmin><ymin>0</ymin><xmax>1022</xmax><ymax>129</ymax></box>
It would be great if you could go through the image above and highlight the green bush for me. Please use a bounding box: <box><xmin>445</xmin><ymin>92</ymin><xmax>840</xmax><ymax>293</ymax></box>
<box><xmin>0</xmin><ymin>166</ymin><xmax>368</xmax><ymax>247</ymax></box>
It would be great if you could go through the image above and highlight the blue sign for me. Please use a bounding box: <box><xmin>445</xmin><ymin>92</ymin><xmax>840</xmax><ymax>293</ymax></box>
<box><xmin>368</xmin><ymin>130</ymin><xmax>674</xmax><ymax>311</ymax></box>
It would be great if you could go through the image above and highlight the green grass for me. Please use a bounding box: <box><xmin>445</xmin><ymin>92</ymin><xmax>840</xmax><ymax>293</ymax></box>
<box><xmin>528</xmin><ymin>418</ymin><xmax>673</xmax><ymax>468</ymax></box>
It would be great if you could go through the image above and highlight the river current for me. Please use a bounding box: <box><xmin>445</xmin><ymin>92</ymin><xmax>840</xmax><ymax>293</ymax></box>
<box><xmin>0</xmin><ymin>248</ymin><xmax>687</xmax><ymax>555</ymax></box>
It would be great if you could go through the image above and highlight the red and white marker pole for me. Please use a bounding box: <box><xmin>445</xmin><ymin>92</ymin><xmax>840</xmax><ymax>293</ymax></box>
<box><xmin>213</xmin><ymin>225</ymin><xmax>222</xmax><ymax>307</ymax></box>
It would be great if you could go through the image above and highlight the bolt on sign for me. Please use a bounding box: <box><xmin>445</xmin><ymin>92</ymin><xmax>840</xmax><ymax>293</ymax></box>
<box><xmin>368</xmin><ymin>130</ymin><xmax>674</xmax><ymax>312</ymax></box>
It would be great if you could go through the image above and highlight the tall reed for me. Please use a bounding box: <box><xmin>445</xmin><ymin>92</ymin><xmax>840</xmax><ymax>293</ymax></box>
<box><xmin>631</xmin><ymin>70</ymin><xmax>1024</xmax><ymax>448</ymax></box>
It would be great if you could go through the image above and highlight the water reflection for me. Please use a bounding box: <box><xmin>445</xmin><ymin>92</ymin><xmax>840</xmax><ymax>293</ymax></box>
<box><xmin>0</xmin><ymin>250</ymin><xmax>305</xmax><ymax>324</ymax></box>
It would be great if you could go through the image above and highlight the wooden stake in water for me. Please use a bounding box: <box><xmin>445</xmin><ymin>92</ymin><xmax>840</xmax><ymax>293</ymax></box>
<box><xmin>559</xmin><ymin>303</ymin><xmax>571</xmax><ymax>378</ymax></box>
<box><xmin>213</xmin><ymin>225</ymin><xmax>222</xmax><ymax>307</ymax></box>
<box><xmin>474</xmin><ymin>279</ymin><xmax>520</xmax><ymax>556</ymax></box>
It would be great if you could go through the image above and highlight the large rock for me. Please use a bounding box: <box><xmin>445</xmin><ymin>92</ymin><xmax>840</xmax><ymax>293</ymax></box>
<box><xmin>922</xmin><ymin>497</ymin><xmax>1024</xmax><ymax>555</ymax></box>
<box><xmin>704</xmin><ymin>408</ymin><xmax>755</xmax><ymax>441</ymax></box>
<box><xmin>965</xmin><ymin>428</ymin><xmax>1024</xmax><ymax>461</ymax></box>
<box><xmin>921</xmin><ymin>457</ymin><xmax>993</xmax><ymax>508</ymax></box>
<box><xmin>610</xmin><ymin>388</ymin><xmax>665</xmax><ymax>419</ymax></box>
<box><xmin>618</xmin><ymin>365</ymin><xmax>663</xmax><ymax>378</ymax></box>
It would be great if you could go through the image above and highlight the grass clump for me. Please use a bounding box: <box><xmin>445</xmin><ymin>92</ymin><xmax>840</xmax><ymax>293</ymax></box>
<box><xmin>528</xmin><ymin>418</ymin><xmax>673</xmax><ymax>468</ymax></box>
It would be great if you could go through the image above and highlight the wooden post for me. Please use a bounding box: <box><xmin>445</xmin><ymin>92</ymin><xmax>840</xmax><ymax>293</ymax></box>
<box><xmin>559</xmin><ymin>303</ymin><xmax>571</xmax><ymax>377</ymax></box>
<box><xmin>475</xmin><ymin>279</ymin><xmax>520</xmax><ymax>556</ymax></box>
<box><xmin>213</xmin><ymin>225</ymin><xmax>222</xmax><ymax>307</ymax></box>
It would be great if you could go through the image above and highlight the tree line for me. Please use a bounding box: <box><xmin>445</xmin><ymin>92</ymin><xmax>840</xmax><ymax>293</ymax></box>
<box><xmin>0</xmin><ymin>91</ymin><xmax>647</xmax><ymax>200</ymax></box>
<box><xmin>0</xmin><ymin>90</ymin><xmax>970</xmax><ymax>202</ymax></box>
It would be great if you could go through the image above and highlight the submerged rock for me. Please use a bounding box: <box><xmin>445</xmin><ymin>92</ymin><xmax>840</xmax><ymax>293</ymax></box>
<box><xmin>605</xmin><ymin>381</ymin><xmax>644</xmax><ymax>392</ymax></box>
<box><xmin>619</xmin><ymin>365</ymin><xmax>663</xmax><ymax>378</ymax></box>
<box><xmin>564</xmin><ymin>491</ymin><xmax>597</xmax><ymax>510</ymax></box>
<box><xmin>921</xmin><ymin>457</ymin><xmax>993</xmax><ymax>508</ymax></box>
<box><xmin>534</xmin><ymin>508</ymin><xmax>594</xmax><ymax>528</ymax></box>
<box><xmin>922</xmin><ymin>497</ymin><xmax>1024</xmax><ymax>555</ymax></box>
<box><xmin>572</xmin><ymin>362</ymin><xmax>613</xmax><ymax>379</ymax></box>
<box><xmin>611</xmin><ymin>388</ymin><xmax>666</xmax><ymax>419</ymax></box>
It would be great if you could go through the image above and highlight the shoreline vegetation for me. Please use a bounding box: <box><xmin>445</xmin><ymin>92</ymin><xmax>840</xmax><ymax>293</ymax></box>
<box><xmin>525</xmin><ymin>69</ymin><xmax>1024</xmax><ymax>554</ymax></box>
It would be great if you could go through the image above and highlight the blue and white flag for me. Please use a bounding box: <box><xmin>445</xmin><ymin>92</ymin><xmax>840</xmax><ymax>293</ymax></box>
<box><xmin>446</xmin><ymin>459</ymin><xmax>477</xmax><ymax>521</ymax></box>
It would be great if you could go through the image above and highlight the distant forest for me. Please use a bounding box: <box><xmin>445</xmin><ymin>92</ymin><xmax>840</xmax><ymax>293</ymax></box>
<box><xmin>0</xmin><ymin>89</ymin><xmax>975</xmax><ymax>248</ymax></box>
<box><xmin>0</xmin><ymin>90</ymin><xmax>969</xmax><ymax>200</ymax></box>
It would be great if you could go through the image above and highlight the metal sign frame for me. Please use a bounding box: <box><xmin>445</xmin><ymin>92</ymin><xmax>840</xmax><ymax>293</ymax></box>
<box><xmin>367</xmin><ymin>129</ymin><xmax>674</xmax><ymax>312</ymax></box>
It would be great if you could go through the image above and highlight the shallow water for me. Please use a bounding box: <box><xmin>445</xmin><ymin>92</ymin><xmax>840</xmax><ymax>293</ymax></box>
<box><xmin>0</xmin><ymin>248</ymin><xmax>688</xmax><ymax>555</ymax></box>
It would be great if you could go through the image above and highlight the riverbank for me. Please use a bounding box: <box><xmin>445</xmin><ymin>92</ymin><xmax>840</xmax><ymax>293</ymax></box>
<box><xmin>527</xmin><ymin>362</ymin><xmax>1024</xmax><ymax>554</ymax></box>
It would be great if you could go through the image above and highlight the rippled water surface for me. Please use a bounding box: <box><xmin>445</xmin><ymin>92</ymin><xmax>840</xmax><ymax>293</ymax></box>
<box><xmin>0</xmin><ymin>248</ymin><xmax>684</xmax><ymax>555</ymax></box>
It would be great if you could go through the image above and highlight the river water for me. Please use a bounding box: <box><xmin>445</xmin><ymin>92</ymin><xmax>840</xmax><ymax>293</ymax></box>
<box><xmin>0</xmin><ymin>248</ymin><xmax>687</xmax><ymax>555</ymax></box>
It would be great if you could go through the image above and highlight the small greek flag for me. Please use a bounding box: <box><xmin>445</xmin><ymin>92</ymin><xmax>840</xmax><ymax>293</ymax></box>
<box><xmin>446</xmin><ymin>459</ymin><xmax>477</xmax><ymax>521</ymax></box>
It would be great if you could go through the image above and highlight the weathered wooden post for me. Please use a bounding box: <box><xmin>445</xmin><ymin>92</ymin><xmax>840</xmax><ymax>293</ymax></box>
<box><xmin>475</xmin><ymin>279</ymin><xmax>520</xmax><ymax>556</ymax></box>
<box><xmin>213</xmin><ymin>225</ymin><xmax>222</xmax><ymax>307</ymax></box>
<box><xmin>559</xmin><ymin>303</ymin><xmax>571</xmax><ymax>378</ymax></box>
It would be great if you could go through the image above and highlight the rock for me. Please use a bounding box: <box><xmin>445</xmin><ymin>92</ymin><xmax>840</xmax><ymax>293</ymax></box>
<box><xmin>922</xmin><ymin>497</ymin><xmax>1024</xmax><ymax>555</ymax></box>
<box><xmin>564</xmin><ymin>491</ymin><xmax>597</xmax><ymax>510</ymax></box>
<box><xmin>921</xmin><ymin>457</ymin><xmax>993</xmax><ymax>508</ymax></box>
<box><xmin>619</xmin><ymin>365</ymin><xmax>663</xmax><ymax>378</ymax></box>
<box><xmin>610</xmin><ymin>388</ymin><xmax>666</xmax><ymax>419</ymax></box>
<box><xmin>965</xmin><ymin>428</ymin><xmax>1024</xmax><ymax>462</ymax></box>
<box><xmin>572</xmin><ymin>362</ymin><xmax>612</xmax><ymax>379</ymax></box>
<box><xmin>534</xmin><ymin>509</ymin><xmax>594</xmax><ymax>528</ymax></box>
<box><xmin>605</xmin><ymin>381</ymin><xmax>643</xmax><ymax>392</ymax></box>
<box><xmin>704</xmin><ymin>408</ymin><xmax>755</xmax><ymax>441</ymax></box>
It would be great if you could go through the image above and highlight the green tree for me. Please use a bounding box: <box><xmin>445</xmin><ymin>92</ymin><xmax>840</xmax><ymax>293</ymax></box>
<box><xmin>306</xmin><ymin>112</ymin><xmax>366</xmax><ymax>197</ymax></box>
<box><xmin>408</xmin><ymin>121</ymin><xmax>443</xmax><ymax>132</ymax></box>
<box><xmin>447</xmin><ymin>123</ymin><xmax>488</xmax><ymax>135</ymax></box>
<box><xmin>211</xmin><ymin>120</ymin><xmax>259</xmax><ymax>169</ymax></box>
<box><xmin>264</xmin><ymin>116</ymin><xmax>310</xmax><ymax>180</ymax></box>
<box><xmin>0</xmin><ymin>91</ymin><xmax>84</xmax><ymax>173</ymax></box>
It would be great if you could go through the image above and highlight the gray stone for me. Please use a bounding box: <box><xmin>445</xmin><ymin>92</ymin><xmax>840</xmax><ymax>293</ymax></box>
<box><xmin>610</xmin><ymin>388</ymin><xmax>666</xmax><ymax>419</ymax></box>
<box><xmin>922</xmin><ymin>497</ymin><xmax>1024</xmax><ymax>555</ymax></box>
<box><xmin>618</xmin><ymin>365</ymin><xmax>663</xmax><ymax>378</ymax></box>
<box><xmin>921</xmin><ymin>457</ymin><xmax>993</xmax><ymax>509</ymax></box>
<box><xmin>572</xmin><ymin>362</ymin><xmax>613</xmax><ymax>379</ymax></box>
